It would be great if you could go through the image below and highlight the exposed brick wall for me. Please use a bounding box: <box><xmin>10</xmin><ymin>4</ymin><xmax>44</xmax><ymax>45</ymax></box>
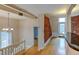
<box><xmin>71</xmin><ymin>16</ymin><xmax>79</xmax><ymax>35</ymax></box>
<box><xmin>44</xmin><ymin>15</ymin><xmax>52</xmax><ymax>43</ymax></box>
<box><xmin>71</xmin><ymin>15</ymin><xmax>79</xmax><ymax>45</ymax></box>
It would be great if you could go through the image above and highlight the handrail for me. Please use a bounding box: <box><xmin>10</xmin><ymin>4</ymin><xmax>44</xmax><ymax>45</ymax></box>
<box><xmin>0</xmin><ymin>40</ymin><xmax>25</xmax><ymax>55</ymax></box>
<box><xmin>0</xmin><ymin>40</ymin><xmax>24</xmax><ymax>50</ymax></box>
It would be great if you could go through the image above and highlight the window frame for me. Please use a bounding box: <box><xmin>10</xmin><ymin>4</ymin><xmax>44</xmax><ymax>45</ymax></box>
<box><xmin>0</xmin><ymin>31</ymin><xmax>12</xmax><ymax>48</ymax></box>
<box><xmin>58</xmin><ymin>18</ymin><xmax>66</xmax><ymax>34</ymax></box>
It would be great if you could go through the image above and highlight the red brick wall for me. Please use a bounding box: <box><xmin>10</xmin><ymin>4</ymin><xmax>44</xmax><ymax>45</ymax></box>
<box><xmin>71</xmin><ymin>15</ymin><xmax>79</xmax><ymax>45</ymax></box>
<box><xmin>71</xmin><ymin>16</ymin><xmax>79</xmax><ymax>35</ymax></box>
<box><xmin>44</xmin><ymin>15</ymin><xmax>52</xmax><ymax>43</ymax></box>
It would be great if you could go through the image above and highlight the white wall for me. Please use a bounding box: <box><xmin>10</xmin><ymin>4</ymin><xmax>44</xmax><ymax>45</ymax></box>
<box><xmin>38</xmin><ymin>14</ymin><xmax>44</xmax><ymax>50</ymax></box>
<box><xmin>19</xmin><ymin>17</ymin><xmax>37</xmax><ymax>49</ymax></box>
<box><xmin>0</xmin><ymin>17</ymin><xmax>20</xmax><ymax>44</ymax></box>
<box><xmin>66</xmin><ymin>5</ymin><xmax>76</xmax><ymax>33</ymax></box>
<box><xmin>65</xmin><ymin>5</ymin><xmax>79</xmax><ymax>54</ymax></box>
<box><xmin>38</xmin><ymin>14</ymin><xmax>58</xmax><ymax>50</ymax></box>
<box><xmin>0</xmin><ymin>15</ymin><xmax>38</xmax><ymax>49</ymax></box>
<box><xmin>33</xmin><ymin>18</ymin><xmax>39</xmax><ymax>27</ymax></box>
<box><xmin>46</xmin><ymin>14</ymin><xmax>58</xmax><ymax>33</ymax></box>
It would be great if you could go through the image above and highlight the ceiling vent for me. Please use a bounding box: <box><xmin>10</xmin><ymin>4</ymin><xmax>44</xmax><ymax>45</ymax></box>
<box><xmin>18</xmin><ymin>12</ymin><xmax>23</xmax><ymax>16</ymax></box>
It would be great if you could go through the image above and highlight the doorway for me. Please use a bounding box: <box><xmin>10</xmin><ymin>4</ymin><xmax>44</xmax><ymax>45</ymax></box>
<box><xmin>58</xmin><ymin>18</ymin><xmax>66</xmax><ymax>35</ymax></box>
<box><xmin>34</xmin><ymin>27</ymin><xmax>38</xmax><ymax>46</ymax></box>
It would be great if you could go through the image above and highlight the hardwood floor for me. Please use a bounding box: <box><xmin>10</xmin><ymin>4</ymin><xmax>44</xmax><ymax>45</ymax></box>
<box><xmin>22</xmin><ymin>41</ymin><xmax>53</xmax><ymax>55</ymax></box>
<box><xmin>16</xmin><ymin>38</ymin><xmax>66</xmax><ymax>55</ymax></box>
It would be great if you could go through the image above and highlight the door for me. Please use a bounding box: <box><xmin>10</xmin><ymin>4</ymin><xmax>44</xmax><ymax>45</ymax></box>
<box><xmin>58</xmin><ymin>18</ymin><xmax>65</xmax><ymax>35</ymax></box>
<box><xmin>34</xmin><ymin>27</ymin><xmax>38</xmax><ymax>46</ymax></box>
<box><xmin>59</xmin><ymin>23</ymin><xmax>65</xmax><ymax>34</ymax></box>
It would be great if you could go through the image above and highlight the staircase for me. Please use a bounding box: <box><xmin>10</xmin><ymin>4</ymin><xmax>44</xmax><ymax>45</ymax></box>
<box><xmin>0</xmin><ymin>40</ymin><xmax>25</xmax><ymax>55</ymax></box>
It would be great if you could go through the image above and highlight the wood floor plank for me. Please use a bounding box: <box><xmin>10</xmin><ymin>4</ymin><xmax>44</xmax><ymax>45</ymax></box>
<box><xmin>17</xmin><ymin>38</ymin><xmax>66</xmax><ymax>55</ymax></box>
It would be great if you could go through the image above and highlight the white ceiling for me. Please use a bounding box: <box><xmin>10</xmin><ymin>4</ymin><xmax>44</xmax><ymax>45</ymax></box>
<box><xmin>15</xmin><ymin>4</ymin><xmax>70</xmax><ymax>17</ymax></box>
<box><xmin>0</xmin><ymin>4</ymin><xmax>71</xmax><ymax>20</ymax></box>
<box><xmin>71</xmin><ymin>5</ymin><xmax>79</xmax><ymax>16</ymax></box>
<box><xmin>0</xmin><ymin>9</ymin><xmax>25</xmax><ymax>20</ymax></box>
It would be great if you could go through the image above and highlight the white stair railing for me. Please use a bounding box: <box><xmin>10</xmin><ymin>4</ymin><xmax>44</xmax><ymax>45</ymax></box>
<box><xmin>0</xmin><ymin>40</ymin><xmax>25</xmax><ymax>55</ymax></box>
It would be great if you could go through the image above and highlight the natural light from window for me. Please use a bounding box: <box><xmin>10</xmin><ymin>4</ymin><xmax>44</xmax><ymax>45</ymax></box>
<box><xmin>0</xmin><ymin>31</ymin><xmax>12</xmax><ymax>48</ymax></box>
<box><xmin>59</xmin><ymin>18</ymin><xmax>65</xmax><ymax>22</ymax></box>
<box><xmin>59</xmin><ymin>18</ymin><xmax>65</xmax><ymax>35</ymax></box>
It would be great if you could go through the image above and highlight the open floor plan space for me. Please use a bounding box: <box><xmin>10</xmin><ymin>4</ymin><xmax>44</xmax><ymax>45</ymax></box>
<box><xmin>0</xmin><ymin>4</ymin><xmax>79</xmax><ymax>55</ymax></box>
<box><xmin>19</xmin><ymin>38</ymin><xmax>66</xmax><ymax>55</ymax></box>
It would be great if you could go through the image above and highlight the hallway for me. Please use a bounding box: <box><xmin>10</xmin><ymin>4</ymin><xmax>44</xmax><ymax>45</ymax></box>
<box><xmin>51</xmin><ymin>38</ymin><xmax>66</xmax><ymax>55</ymax></box>
<box><xmin>0</xmin><ymin>4</ymin><xmax>78</xmax><ymax>55</ymax></box>
<box><xmin>21</xmin><ymin>37</ymin><xmax>66</xmax><ymax>55</ymax></box>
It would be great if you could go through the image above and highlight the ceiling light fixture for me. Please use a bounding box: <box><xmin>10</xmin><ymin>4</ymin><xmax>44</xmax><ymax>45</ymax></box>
<box><xmin>2</xmin><ymin>13</ymin><xmax>14</xmax><ymax>31</ymax></box>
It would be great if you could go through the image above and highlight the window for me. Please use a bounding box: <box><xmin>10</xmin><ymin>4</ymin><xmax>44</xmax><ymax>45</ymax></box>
<box><xmin>0</xmin><ymin>31</ymin><xmax>12</xmax><ymax>48</ymax></box>
<box><xmin>59</xmin><ymin>24</ymin><xmax>65</xmax><ymax>34</ymax></box>
<box><xmin>58</xmin><ymin>18</ymin><xmax>65</xmax><ymax>34</ymax></box>
<box><xmin>59</xmin><ymin>18</ymin><xmax>65</xmax><ymax>22</ymax></box>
